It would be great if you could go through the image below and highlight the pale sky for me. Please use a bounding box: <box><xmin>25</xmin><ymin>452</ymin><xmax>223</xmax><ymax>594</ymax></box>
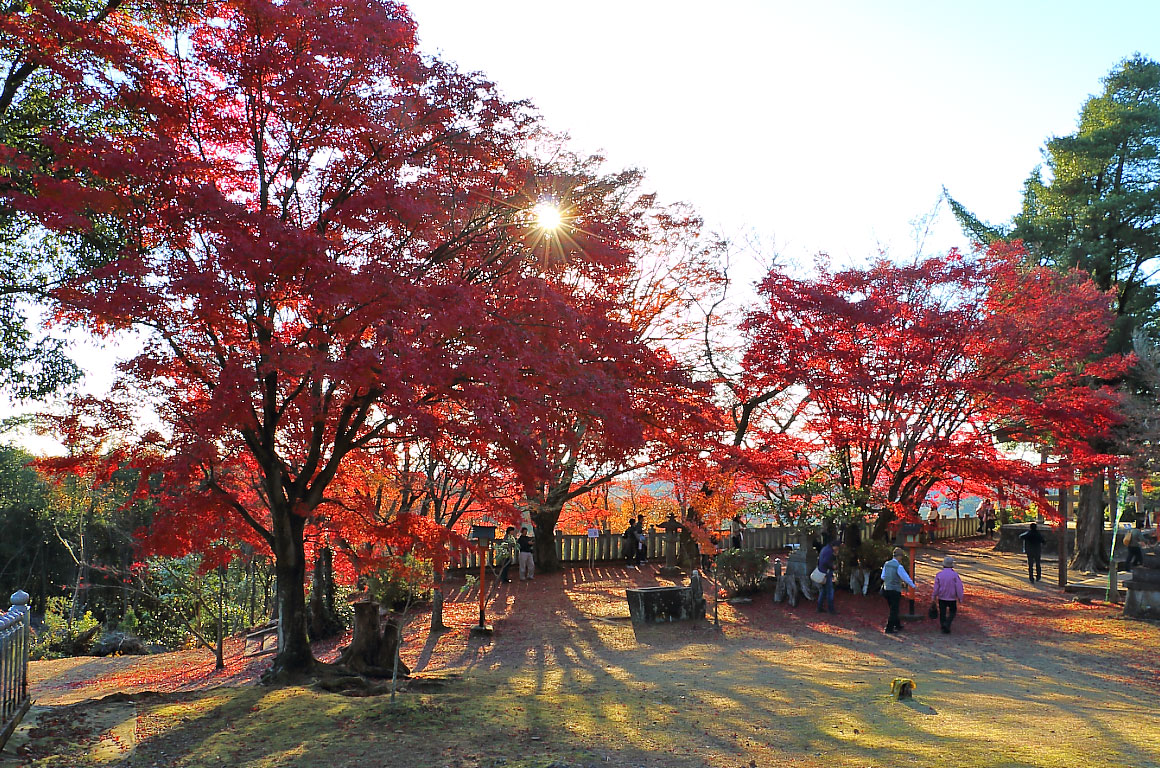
<box><xmin>5</xmin><ymin>1</ymin><xmax>1160</xmax><ymax>449</ymax></box>
<box><xmin>407</xmin><ymin>0</ymin><xmax>1160</xmax><ymax>268</ymax></box>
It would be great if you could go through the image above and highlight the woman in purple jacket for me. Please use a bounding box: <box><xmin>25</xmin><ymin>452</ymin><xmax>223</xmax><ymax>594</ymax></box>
<box><xmin>931</xmin><ymin>556</ymin><xmax>965</xmax><ymax>634</ymax></box>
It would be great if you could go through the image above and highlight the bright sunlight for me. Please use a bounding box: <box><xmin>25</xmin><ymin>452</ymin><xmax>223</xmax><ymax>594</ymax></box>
<box><xmin>533</xmin><ymin>202</ymin><xmax>563</xmax><ymax>231</ymax></box>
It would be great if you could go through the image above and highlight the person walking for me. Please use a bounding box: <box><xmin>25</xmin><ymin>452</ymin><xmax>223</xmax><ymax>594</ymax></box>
<box><xmin>931</xmin><ymin>555</ymin><xmax>965</xmax><ymax>634</ymax></box>
<box><xmin>497</xmin><ymin>526</ymin><xmax>518</xmax><ymax>583</ymax></box>
<box><xmin>977</xmin><ymin>500</ymin><xmax>996</xmax><ymax>539</ymax></box>
<box><xmin>1020</xmin><ymin>522</ymin><xmax>1047</xmax><ymax>583</ymax></box>
<box><xmin>1124</xmin><ymin>522</ymin><xmax>1150</xmax><ymax>570</ymax></box>
<box><xmin>623</xmin><ymin>520</ymin><xmax>638</xmax><ymax>568</ymax></box>
<box><xmin>881</xmin><ymin>547</ymin><xmax>916</xmax><ymax>634</ymax></box>
<box><xmin>517</xmin><ymin>526</ymin><xmax>535</xmax><ymax>580</ymax></box>
<box><xmin>816</xmin><ymin>537</ymin><xmax>837</xmax><ymax>614</ymax></box>
<box><xmin>730</xmin><ymin>513</ymin><xmax>744</xmax><ymax>550</ymax></box>
<box><xmin>634</xmin><ymin>515</ymin><xmax>647</xmax><ymax>566</ymax></box>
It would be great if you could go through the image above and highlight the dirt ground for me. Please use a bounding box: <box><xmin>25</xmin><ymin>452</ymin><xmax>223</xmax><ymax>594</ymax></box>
<box><xmin>4</xmin><ymin>540</ymin><xmax>1159</xmax><ymax>768</ymax></box>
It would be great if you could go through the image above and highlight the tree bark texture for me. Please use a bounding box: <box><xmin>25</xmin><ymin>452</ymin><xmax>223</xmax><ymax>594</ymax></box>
<box><xmin>270</xmin><ymin>511</ymin><xmax>315</xmax><ymax>675</ymax></box>
<box><xmin>215</xmin><ymin>566</ymin><xmax>226</xmax><ymax>670</ymax></box>
<box><xmin>531</xmin><ymin>504</ymin><xmax>564</xmax><ymax>572</ymax></box>
<box><xmin>1070</xmin><ymin>474</ymin><xmax>1108</xmax><ymax>573</ymax></box>
<box><xmin>336</xmin><ymin>601</ymin><xmax>409</xmax><ymax>678</ymax></box>
<box><xmin>308</xmin><ymin>546</ymin><xmax>344</xmax><ymax>641</ymax></box>
<box><xmin>1136</xmin><ymin>477</ymin><xmax>1146</xmax><ymax>525</ymax></box>
<box><xmin>869</xmin><ymin>505</ymin><xmax>892</xmax><ymax>541</ymax></box>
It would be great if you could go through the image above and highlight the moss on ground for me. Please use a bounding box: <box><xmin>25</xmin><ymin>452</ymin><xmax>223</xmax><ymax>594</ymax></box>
<box><xmin>14</xmin><ymin>651</ymin><xmax>1159</xmax><ymax>768</ymax></box>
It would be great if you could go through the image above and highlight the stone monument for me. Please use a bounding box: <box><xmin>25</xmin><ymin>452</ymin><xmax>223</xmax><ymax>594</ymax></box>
<box><xmin>625</xmin><ymin>581</ymin><xmax>706</xmax><ymax>623</ymax></box>
<box><xmin>657</xmin><ymin>513</ymin><xmax>683</xmax><ymax>577</ymax></box>
<box><xmin>1124</xmin><ymin>549</ymin><xmax>1160</xmax><ymax>620</ymax></box>
<box><xmin>773</xmin><ymin>537</ymin><xmax>817</xmax><ymax>607</ymax></box>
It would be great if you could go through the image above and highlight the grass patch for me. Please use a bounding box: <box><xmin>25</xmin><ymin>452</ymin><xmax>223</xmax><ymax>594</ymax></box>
<box><xmin>13</xmin><ymin>546</ymin><xmax>1160</xmax><ymax>768</ymax></box>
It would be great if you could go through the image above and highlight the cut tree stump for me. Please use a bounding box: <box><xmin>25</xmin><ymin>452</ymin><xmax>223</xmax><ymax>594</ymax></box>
<box><xmin>335</xmin><ymin>601</ymin><xmax>409</xmax><ymax>678</ymax></box>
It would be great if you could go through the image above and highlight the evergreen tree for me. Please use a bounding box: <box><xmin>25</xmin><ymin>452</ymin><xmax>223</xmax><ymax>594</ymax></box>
<box><xmin>948</xmin><ymin>54</ymin><xmax>1160</xmax><ymax>353</ymax></box>
<box><xmin>947</xmin><ymin>55</ymin><xmax>1160</xmax><ymax>571</ymax></box>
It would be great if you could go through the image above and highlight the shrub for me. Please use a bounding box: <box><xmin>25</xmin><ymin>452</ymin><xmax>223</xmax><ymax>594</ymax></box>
<box><xmin>851</xmin><ymin>540</ymin><xmax>911</xmax><ymax>594</ymax></box>
<box><xmin>30</xmin><ymin>597</ymin><xmax>100</xmax><ymax>660</ymax></box>
<box><xmin>366</xmin><ymin>554</ymin><xmax>433</xmax><ymax>612</ymax></box>
<box><xmin>857</xmin><ymin>539</ymin><xmax>897</xmax><ymax>570</ymax></box>
<box><xmin>119</xmin><ymin>604</ymin><xmax>189</xmax><ymax>651</ymax></box>
<box><xmin>714</xmin><ymin>549</ymin><xmax>769</xmax><ymax>597</ymax></box>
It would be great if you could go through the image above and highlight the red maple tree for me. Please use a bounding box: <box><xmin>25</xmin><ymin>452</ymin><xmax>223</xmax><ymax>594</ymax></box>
<box><xmin>11</xmin><ymin>1</ymin><xmax>542</xmax><ymax>674</ymax></box>
<box><xmin>12</xmin><ymin>1</ymin><xmax>723</xmax><ymax>674</ymax></box>
<box><xmin>472</xmin><ymin>161</ymin><xmax>724</xmax><ymax>570</ymax></box>
<box><xmin>739</xmin><ymin>243</ymin><xmax>1125</xmax><ymax>538</ymax></box>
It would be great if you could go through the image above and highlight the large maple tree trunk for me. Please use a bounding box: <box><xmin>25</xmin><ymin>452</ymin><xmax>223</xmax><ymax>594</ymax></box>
<box><xmin>336</xmin><ymin>601</ymin><xmax>409</xmax><ymax>678</ymax></box>
<box><xmin>1070</xmin><ymin>473</ymin><xmax>1108</xmax><ymax>573</ymax></box>
<box><xmin>531</xmin><ymin>502</ymin><xmax>565</xmax><ymax>572</ymax></box>
<box><xmin>870</xmin><ymin>504</ymin><xmax>894</xmax><ymax>541</ymax></box>
<box><xmin>308</xmin><ymin>546</ymin><xmax>344</xmax><ymax>641</ymax></box>
<box><xmin>270</xmin><ymin>510</ymin><xmax>315</xmax><ymax>675</ymax></box>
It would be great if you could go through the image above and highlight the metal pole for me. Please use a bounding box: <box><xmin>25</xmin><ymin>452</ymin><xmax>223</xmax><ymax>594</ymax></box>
<box><xmin>1058</xmin><ymin>484</ymin><xmax>1069</xmax><ymax>589</ymax></box>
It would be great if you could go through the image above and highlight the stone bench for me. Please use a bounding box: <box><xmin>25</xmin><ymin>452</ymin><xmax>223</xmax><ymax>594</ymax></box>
<box><xmin>626</xmin><ymin>575</ymin><xmax>705</xmax><ymax>623</ymax></box>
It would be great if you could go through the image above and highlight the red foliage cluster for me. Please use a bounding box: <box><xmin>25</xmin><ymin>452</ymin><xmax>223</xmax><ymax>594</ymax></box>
<box><xmin>7</xmin><ymin>2</ymin><xmax>720</xmax><ymax>669</ymax></box>
<box><xmin>738</xmin><ymin>243</ymin><xmax>1126</xmax><ymax>535</ymax></box>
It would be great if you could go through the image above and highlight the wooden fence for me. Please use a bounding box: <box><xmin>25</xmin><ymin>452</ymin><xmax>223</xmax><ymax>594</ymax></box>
<box><xmin>446</xmin><ymin>516</ymin><xmax>984</xmax><ymax>570</ymax></box>
<box><xmin>0</xmin><ymin>591</ymin><xmax>30</xmax><ymax>752</ymax></box>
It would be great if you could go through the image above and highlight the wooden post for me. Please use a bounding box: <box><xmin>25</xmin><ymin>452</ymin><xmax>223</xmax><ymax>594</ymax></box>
<box><xmin>1058</xmin><ymin>484</ymin><xmax>1069</xmax><ymax>589</ymax></box>
<box><xmin>466</xmin><ymin>526</ymin><xmax>494</xmax><ymax>636</ymax></box>
<box><xmin>477</xmin><ymin>550</ymin><xmax>486</xmax><ymax>627</ymax></box>
<box><xmin>997</xmin><ymin>484</ymin><xmax>1006</xmax><ymax>528</ymax></box>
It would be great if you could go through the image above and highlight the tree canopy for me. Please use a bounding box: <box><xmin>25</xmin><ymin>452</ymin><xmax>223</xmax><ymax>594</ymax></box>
<box><xmin>4</xmin><ymin>0</ymin><xmax>718</xmax><ymax>674</ymax></box>
<box><xmin>947</xmin><ymin>54</ymin><xmax>1160</xmax><ymax>354</ymax></box>
<box><xmin>739</xmin><ymin>244</ymin><xmax>1122</xmax><ymax>538</ymax></box>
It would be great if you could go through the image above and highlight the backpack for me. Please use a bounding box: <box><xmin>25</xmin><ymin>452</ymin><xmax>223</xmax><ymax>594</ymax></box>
<box><xmin>1123</xmin><ymin>531</ymin><xmax>1133</xmax><ymax>547</ymax></box>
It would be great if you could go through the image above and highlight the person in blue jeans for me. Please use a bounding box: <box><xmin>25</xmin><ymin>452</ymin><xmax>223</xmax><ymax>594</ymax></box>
<box><xmin>816</xmin><ymin>538</ymin><xmax>838</xmax><ymax>613</ymax></box>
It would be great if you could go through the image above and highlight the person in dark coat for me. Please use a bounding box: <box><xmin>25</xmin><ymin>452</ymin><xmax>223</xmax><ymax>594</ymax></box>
<box><xmin>634</xmin><ymin>515</ymin><xmax>647</xmax><ymax>566</ymax></box>
<box><xmin>1124</xmin><ymin>522</ymin><xmax>1152</xmax><ymax>570</ymax></box>
<box><xmin>517</xmin><ymin>526</ymin><xmax>535</xmax><ymax>580</ymax></box>
<box><xmin>816</xmin><ymin>538</ymin><xmax>837</xmax><ymax>614</ymax></box>
<box><xmin>1020</xmin><ymin>522</ymin><xmax>1047</xmax><ymax>583</ymax></box>
<box><xmin>497</xmin><ymin>526</ymin><xmax>518</xmax><ymax>583</ymax></box>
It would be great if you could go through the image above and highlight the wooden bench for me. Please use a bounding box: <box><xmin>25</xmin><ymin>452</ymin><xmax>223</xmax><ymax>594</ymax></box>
<box><xmin>243</xmin><ymin>621</ymin><xmax>279</xmax><ymax>658</ymax></box>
